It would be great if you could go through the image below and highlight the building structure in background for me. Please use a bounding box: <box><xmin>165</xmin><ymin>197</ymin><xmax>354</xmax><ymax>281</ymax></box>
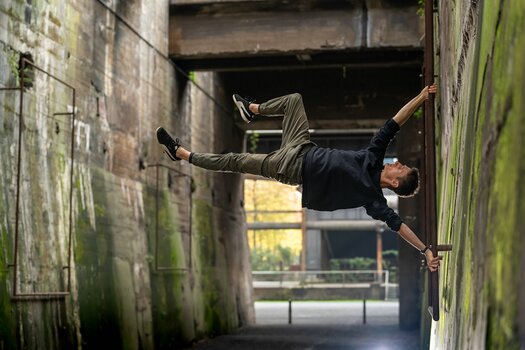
<box><xmin>0</xmin><ymin>0</ymin><xmax>447</xmax><ymax>348</ymax></box>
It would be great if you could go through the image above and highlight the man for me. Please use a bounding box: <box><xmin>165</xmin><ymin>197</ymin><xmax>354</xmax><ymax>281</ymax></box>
<box><xmin>156</xmin><ymin>85</ymin><xmax>440</xmax><ymax>271</ymax></box>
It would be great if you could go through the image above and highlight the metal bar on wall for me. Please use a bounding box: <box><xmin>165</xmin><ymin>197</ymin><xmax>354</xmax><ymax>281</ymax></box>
<box><xmin>3</xmin><ymin>58</ymin><xmax>76</xmax><ymax>299</ymax></box>
<box><xmin>424</xmin><ymin>0</ymin><xmax>439</xmax><ymax>321</ymax></box>
<box><xmin>146</xmin><ymin>163</ymin><xmax>193</xmax><ymax>272</ymax></box>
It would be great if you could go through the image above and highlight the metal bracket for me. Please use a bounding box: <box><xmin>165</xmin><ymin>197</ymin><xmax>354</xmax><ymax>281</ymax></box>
<box><xmin>436</xmin><ymin>244</ymin><xmax>452</xmax><ymax>252</ymax></box>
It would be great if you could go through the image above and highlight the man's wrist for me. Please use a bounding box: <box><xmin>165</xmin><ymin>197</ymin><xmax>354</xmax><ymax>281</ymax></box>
<box><xmin>417</xmin><ymin>92</ymin><xmax>426</xmax><ymax>105</ymax></box>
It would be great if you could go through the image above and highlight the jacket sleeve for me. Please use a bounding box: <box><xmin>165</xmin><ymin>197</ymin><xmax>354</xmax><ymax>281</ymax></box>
<box><xmin>367</xmin><ymin>119</ymin><xmax>401</xmax><ymax>164</ymax></box>
<box><xmin>364</xmin><ymin>198</ymin><xmax>403</xmax><ymax>231</ymax></box>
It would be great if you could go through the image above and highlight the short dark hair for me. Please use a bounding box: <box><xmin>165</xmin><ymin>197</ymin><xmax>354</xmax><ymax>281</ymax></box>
<box><xmin>393</xmin><ymin>168</ymin><xmax>420</xmax><ymax>197</ymax></box>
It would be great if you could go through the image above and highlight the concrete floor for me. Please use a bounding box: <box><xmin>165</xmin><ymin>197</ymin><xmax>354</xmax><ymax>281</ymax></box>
<box><xmin>188</xmin><ymin>301</ymin><xmax>420</xmax><ymax>350</ymax></box>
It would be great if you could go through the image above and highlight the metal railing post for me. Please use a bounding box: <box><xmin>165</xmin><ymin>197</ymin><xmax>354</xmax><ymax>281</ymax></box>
<box><xmin>363</xmin><ymin>298</ymin><xmax>367</xmax><ymax>324</ymax></box>
<box><xmin>288</xmin><ymin>299</ymin><xmax>292</xmax><ymax>324</ymax></box>
<box><xmin>385</xmin><ymin>270</ymin><xmax>389</xmax><ymax>301</ymax></box>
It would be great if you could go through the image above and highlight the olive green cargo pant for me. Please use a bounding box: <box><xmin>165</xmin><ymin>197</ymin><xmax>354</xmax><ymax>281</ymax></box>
<box><xmin>191</xmin><ymin>93</ymin><xmax>314</xmax><ymax>185</ymax></box>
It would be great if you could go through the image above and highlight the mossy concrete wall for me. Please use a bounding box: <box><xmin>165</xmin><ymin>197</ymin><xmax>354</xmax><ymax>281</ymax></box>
<box><xmin>0</xmin><ymin>1</ymin><xmax>254</xmax><ymax>348</ymax></box>
<box><xmin>431</xmin><ymin>0</ymin><xmax>524</xmax><ymax>348</ymax></box>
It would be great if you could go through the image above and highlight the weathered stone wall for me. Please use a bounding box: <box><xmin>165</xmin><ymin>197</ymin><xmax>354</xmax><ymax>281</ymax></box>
<box><xmin>0</xmin><ymin>0</ymin><xmax>253</xmax><ymax>348</ymax></box>
<box><xmin>431</xmin><ymin>0</ymin><xmax>524</xmax><ymax>348</ymax></box>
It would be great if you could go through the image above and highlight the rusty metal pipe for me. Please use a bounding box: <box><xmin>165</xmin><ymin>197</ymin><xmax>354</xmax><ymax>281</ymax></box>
<box><xmin>66</xmin><ymin>87</ymin><xmax>76</xmax><ymax>294</ymax></box>
<box><xmin>11</xmin><ymin>292</ymin><xmax>68</xmax><ymax>301</ymax></box>
<box><xmin>12</xmin><ymin>58</ymin><xmax>25</xmax><ymax>297</ymax></box>
<box><xmin>25</xmin><ymin>60</ymin><xmax>75</xmax><ymax>90</ymax></box>
<box><xmin>155</xmin><ymin>164</ymin><xmax>160</xmax><ymax>271</ymax></box>
<box><xmin>424</xmin><ymin>0</ymin><xmax>439</xmax><ymax>321</ymax></box>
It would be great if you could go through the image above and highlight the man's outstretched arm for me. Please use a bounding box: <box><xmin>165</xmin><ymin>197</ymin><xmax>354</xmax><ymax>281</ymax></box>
<box><xmin>364</xmin><ymin>203</ymin><xmax>440</xmax><ymax>272</ymax></box>
<box><xmin>398</xmin><ymin>223</ymin><xmax>440</xmax><ymax>272</ymax></box>
<box><xmin>393</xmin><ymin>84</ymin><xmax>437</xmax><ymax>127</ymax></box>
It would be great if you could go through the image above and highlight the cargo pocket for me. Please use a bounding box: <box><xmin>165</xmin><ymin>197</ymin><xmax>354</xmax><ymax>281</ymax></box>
<box><xmin>275</xmin><ymin>145</ymin><xmax>303</xmax><ymax>185</ymax></box>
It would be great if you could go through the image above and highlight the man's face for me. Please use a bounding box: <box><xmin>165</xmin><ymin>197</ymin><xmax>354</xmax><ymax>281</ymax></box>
<box><xmin>385</xmin><ymin>161</ymin><xmax>410</xmax><ymax>184</ymax></box>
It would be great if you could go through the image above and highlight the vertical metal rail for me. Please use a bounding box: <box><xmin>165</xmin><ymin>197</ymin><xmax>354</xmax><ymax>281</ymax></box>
<box><xmin>66</xmin><ymin>87</ymin><xmax>76</xmax><ymax>295</ymax></box>
<box><xmin>424</xmin><ymin>0</ymin><xmax>452</xmax><ymax>321</ymax></box>
<box><xmin>12</xmin><ymin>58</ymin><xmax>25</xmax><ymax>299</ymax></box>
<box><xmin>146</xmin><ymin>163</ymin><xmax>192</xmax><ymax>272</ymax></box>
<box><xmin>2</xmin><ymin>58</ymin><xmax>76</xmax><ymax>299</ymax></box>
<box><xmin>424</xmin><ymin>0</ymin><xmax>438</xmax><ymax>321</ymax></box>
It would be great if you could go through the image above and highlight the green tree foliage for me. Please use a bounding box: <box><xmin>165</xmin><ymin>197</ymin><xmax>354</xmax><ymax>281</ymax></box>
<box><xmin>251</xmin><ymin>245</ymin><xmax>293</xmax><ymax>271</ymax></box>
<box><xmin>329</xmin><ymin>250</ymin><xmax>399</xmax><ymax>282</ymax></box>
<box><xmin>244</xmin><ymin>179</ymin><xmax>302</xmax><ymax>269</ymax></box>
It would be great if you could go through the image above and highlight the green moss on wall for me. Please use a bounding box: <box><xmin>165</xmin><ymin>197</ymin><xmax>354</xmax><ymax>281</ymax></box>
<box><xmin>0</xmin><ymin>207</ymin><xmax>16</xmax><ymax>347</ymax></box>
<box><xmin>143</xmin><ymin>181</ymin><xmax>195</xmax><ymax>348</ymax></box>
<box><xmin>434</xmin><ymin>0</ymin><xmax>525</xmax><ymax>348</ymax></box>
<box><xmin>75</xmin><ymin>168</ymin><xmax>123</xmax><ymax>349</ymax></box>
<box><xmin>192</xmin><ymin>198</ymin><xmax>238</xmax><ymax>336</ymax></box>
<box><xmin>485</xmin><ymin>111</ymin><xmax>520</xmax><ymax>349</ymax></box>
<box><xmin>482</xmin><ymin>1</ymin><xmax>524</xmax><ymax>347</ymax></box>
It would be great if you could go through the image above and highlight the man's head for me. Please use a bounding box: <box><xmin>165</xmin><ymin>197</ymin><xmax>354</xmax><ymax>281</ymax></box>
<box><xmin>382</xmin><ymin>161</ymin><xmax>420</xmax><ymax>197</ymax></box>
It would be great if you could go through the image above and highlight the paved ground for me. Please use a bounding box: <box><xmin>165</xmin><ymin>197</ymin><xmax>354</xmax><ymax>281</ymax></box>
<box><xmin>188</xmin><ymin>301</ymin><xmax>420</xmax><ymax>350</ymax></box>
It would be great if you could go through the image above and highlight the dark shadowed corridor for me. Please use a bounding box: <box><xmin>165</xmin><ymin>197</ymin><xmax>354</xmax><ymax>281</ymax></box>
<box><xmin>189</xmin><ymin>302</ymin><xmax>419</xmax><ymax>350</ymax></box>
<box><xmin>189</xmin><ymin>324</ymin><xmax>419</xmax><ymax>350</ymax></box>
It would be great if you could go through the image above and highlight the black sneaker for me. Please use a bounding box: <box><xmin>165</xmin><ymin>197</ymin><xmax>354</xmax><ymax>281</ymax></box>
<box><xmin>232</xmin><ymin>94</ymin><xmax>256</xmax><ymax>123</ymax></box>
<box><xmin>156</xmin><ymin>127</ymin><xmax>181</xmax><ymax>161</ymax></box>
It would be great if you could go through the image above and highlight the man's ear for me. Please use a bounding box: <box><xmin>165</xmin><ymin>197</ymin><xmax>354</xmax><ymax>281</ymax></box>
<box><xmin>391</xmin><ymin>178</ymin><xmax>399</xmax><ymax>188</ymax></box>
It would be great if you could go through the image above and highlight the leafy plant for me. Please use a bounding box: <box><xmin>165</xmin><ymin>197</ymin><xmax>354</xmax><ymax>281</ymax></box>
<box><xmin>251</xmin><ymin>245</ymin><xmax>293</xmax><ymax>271</ymax></box>
<box><xmin>6</xmin><ymin>48</ymin><xmax>20</xmax><ymax>85</ymax></box>
<box><xmin>248</xmin><ymin>132</ymin><xmax>259</xmax><ymax>153</ymax></box>
<box><xmin>413</xmin><ymin>106</ymin><xmax>423</xmax><ymax>119</ymax></box>
<box><xmin>5</xmin><ymin>49</ymin><xmax>34</xmax><ymax>88</ymax></box>
<box><xmin>417</xmin><ymin>0</ymin><xmax>425</xmax><ymax>18</ymax></box>
<box><xmin>188</xmin><ymin>71</ymin><xmax>196</xmax><ymax>83</ymax></box>
<box><xmin>329</xmin><ymin>253</ymin><xmax>399</xmax><ymax>283</ymax></box>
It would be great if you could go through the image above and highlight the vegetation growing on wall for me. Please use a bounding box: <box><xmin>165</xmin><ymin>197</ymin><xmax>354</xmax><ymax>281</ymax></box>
<box><xmin>432</xmin><ymin>1</ymin><xmax>525</xmax><ymax>348</ymax></box>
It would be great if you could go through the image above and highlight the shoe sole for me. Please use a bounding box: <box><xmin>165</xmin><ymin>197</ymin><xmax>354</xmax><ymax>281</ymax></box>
<box><xmin>232</xmin><ymin>95</ymin><xmax>252</xmax><ymax>123</ymax></box>
<box><xmin>156</xmin><ymin>127</ymin><xmax>180</xmax><ymax>161</ymax></box>
<box><xmin>156</xmin><ymin>127</ymin><xmax>169</xmax><ymax>144</ymax></box>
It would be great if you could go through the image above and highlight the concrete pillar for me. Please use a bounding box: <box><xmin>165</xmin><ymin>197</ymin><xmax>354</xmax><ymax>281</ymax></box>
<box><xmin>306</xmin><ymin>229</ymin><xmax>322</xmax><ymax>270</ymax></box>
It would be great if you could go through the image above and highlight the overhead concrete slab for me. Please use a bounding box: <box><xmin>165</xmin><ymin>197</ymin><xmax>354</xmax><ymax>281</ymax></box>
<box><xmin>169</xmin><ymin>0</ymin><xmax>424</xmax><ymax>70</ymax></box>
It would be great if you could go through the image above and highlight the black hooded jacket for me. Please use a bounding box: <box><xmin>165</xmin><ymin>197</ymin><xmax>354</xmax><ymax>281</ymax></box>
<box><xmin>301</xmin><ymin>119</ymin><xmax>403</xmax><ymax>231</ymax></box>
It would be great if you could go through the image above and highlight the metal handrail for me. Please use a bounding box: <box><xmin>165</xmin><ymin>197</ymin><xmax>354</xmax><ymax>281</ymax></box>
<box><xmin>252</xmin><ymin>270</ymin><xmax>396</xmax><ymax>300</ymax></box>
<box><xmin>253</xmin><ymin>270</ymin><xmax>385</xmax><ymax>275</ymax></box>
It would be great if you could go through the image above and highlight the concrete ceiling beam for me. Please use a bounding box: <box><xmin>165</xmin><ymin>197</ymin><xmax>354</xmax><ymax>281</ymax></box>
<box><xmin>169</xmin><ymin>0</ymin><xmax>424</xmax><ymax>70</ymax></box>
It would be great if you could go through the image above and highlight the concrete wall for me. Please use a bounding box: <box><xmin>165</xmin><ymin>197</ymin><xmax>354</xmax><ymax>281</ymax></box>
<box><xmin>431</xmin><ymin>0</ymin><xmax>524</xmax><ymax>348</ymax></box>
<box><xmin>0</xmin><ymin>1</ymin><xmax>253</xmax><ymax>348</ymax></box>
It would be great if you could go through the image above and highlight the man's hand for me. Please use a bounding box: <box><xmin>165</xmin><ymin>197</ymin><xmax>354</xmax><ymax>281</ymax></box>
<box><xmin>421</xmin><ymin>84</ymin><xmax>438</xmax><ymax>100</ymax></box>
<box><xmin>393</xmin><ymin>83</ymin><xmax>438</xmax><ymax>126</ymax></box>
<box><xmin>425</xmin><ymin>250</ymin><xmax>441</xmax><ymax>272</ymax></box>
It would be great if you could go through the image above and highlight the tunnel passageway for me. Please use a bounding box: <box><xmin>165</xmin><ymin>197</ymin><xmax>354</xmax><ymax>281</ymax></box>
<box><xmin>189</xmin><ymin>301</ymin><xmax>419</xmax><ymax>350</ymax></box>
